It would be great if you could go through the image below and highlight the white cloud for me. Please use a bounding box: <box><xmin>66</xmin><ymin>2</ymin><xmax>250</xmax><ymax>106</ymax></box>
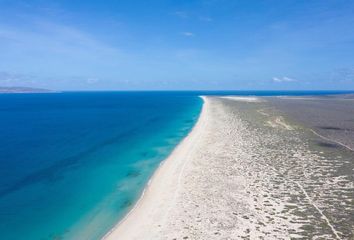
<box><xmin>0</xmin><ymin>71</ymin><xmax>37</xmax><ymax>86</ymax></box>
<box><xmin>272</xmin><ymin>76</ymin><xmax>297</xmax><ymax>83</ymax></box>
<box><xmin>0</xmin><ymin>20</ymin><xmax>120</xmax><ymax>61</ymax></box>
<box><xmin>173</xmin><ymin>11</ymin><xmax>188</xmax><ymax>19</ymax></box>
<box><xmin>181</xmin><ymin>32</ymin><xmax>194</xmax><ymax>37</ymax></box>
<box><xmin>199</xmin><ymin>16</ymin><xmax>213</xmax><ymax>22</ymax></box>
<box><xmin>0</xmin><ymin>19</ymin><xmax>123</xmax><ymax>84</ymax></box>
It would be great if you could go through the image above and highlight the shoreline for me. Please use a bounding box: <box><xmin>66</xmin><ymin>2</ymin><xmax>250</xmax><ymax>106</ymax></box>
<box><xmin>102</xmin><ymin>95</ymin><xmax>354</xmax><ymax>239</ymax></box>
<box><xmin>102</xmin><ymin>96</ymin><xmax>208</xmax><ymax>240</ymax></box>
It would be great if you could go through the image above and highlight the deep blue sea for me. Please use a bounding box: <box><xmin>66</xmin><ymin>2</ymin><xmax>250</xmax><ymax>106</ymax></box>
<box><xmin>0</xmin><ymin>90</ymin><xmax>352</xmax><ymax>240</ymax></box>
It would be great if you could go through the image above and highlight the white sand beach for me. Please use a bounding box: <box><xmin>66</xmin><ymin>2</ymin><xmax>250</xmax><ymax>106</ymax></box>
<box><xmin>220</xmin><ymin>96</ymin><xmax>263</xmax><ymax>102</ymax></box>
<box><xmin>104</xmin><ymin>96</ymin><xmax>353</xmax><ymax>240</ymax></box>
<box><xmin>103</xmin><ymin>96</ymin><xmax>209</xmax><ymax>240</ymax></box>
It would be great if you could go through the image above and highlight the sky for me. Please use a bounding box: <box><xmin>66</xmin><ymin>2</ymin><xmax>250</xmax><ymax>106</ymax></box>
<box><xmin>0</xmin><ymin>0</ymin><xmax>354</xmax><ymax>90</ymax></box>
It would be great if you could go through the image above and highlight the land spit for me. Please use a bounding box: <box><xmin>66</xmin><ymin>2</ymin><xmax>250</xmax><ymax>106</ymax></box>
<box><xmin>104</xmin><ymin>96</ymin><xmax>354</xmax><ymax>240</ymax></box>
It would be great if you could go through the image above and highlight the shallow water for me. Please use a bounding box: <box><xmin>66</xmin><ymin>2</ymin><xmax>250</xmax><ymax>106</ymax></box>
<box><xmin>0</xmin><ymin>92</ymin><xmax>202</xmax><ymax>240</ymax></box>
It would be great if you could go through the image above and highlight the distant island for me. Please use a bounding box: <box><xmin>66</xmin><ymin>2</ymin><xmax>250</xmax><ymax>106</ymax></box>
<box><xmin>0</xmin><ymin>87</ymin><xmax>57</xmax><ymax>93</ymax></box>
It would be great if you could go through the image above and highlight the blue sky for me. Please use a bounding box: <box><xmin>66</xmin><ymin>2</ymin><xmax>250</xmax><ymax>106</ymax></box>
<box><xmin>0</xmin><ymin>0</ymin><xmax>354</xmax><ymax>90</ymax></box>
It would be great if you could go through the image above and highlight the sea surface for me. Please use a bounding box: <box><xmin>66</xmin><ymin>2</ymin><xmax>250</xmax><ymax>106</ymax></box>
<box><xmin>0</xmin><ymin>90</ymin><xmax>352</xmax><ymax>240</ymax></box>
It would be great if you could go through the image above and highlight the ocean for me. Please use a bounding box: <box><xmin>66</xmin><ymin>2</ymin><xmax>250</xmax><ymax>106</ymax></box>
<box><xmin>0</xmin><ymin>90</ymin><xmax>351</xmax><ymax>240</ymax></box>
<box><xmin>0</xmin><ymin>92</ymin><xmax>202</xmax><ymax>240</ymax></box>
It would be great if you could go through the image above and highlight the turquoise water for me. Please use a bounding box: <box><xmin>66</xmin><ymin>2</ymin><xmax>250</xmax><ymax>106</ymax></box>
<box><xmin>0</xmin><ymin>90</ymin><xmax>352</xmax><ymax>240</ymax></box>
<box><xmin>0</xmin><ymin>92</ymin><xmax>202</xmax><ymax>240</ymax></box>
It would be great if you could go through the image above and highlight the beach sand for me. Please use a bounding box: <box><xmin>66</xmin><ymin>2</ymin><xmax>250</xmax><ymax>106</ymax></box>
<box><xmin>104</xmin><ymin>96</ymin><xmax>354</xmax><ymax>240</ymax></box>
